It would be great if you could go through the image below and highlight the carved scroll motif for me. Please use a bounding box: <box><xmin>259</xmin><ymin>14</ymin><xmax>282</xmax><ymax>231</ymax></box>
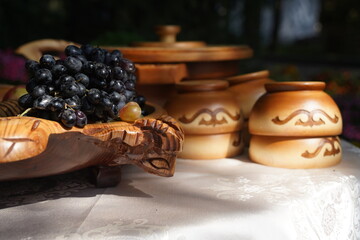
<box><xmin>178</xmin><ymin>108</ymin><xmax>241</xmax><ymax>126</ymax></box>
<box><xmin>272</xmin><ymin>109</ymin><xmax>339</xmax><ymax>127</ymax></box>
<box><xmin>301</xmin><ymin>137</ymin><xmax>341</xmax><ymax>159</ymax></box>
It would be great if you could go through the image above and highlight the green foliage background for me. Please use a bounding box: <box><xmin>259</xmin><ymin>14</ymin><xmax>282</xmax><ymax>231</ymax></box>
<box><xmin>1</xmin><ymin>0</ymin><xmax>360</xmax><ymax>63</ymax></box>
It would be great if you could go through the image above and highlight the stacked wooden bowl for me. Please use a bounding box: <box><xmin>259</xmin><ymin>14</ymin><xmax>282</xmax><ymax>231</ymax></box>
<box><xmin>164</xmin><ymin>80</ymin><xmax>244</xmax><ymax>159</ymax></box>
<box><xmin>249</xmin><ymin>81</ymin><xmax>343</xmax><ymax>168</ymax></box>
<box><xmin>226</xmin><ymin>70</ymin><xmax>273</xmax><ymax>145</ymax></box>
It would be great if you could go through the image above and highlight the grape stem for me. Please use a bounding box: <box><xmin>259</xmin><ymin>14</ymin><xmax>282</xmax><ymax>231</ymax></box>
<box><xmin>18</xmin><ymin>108</ymin><xmax>32</xmax><ymax>117</ymax></box>
<box><xmin>64</xmin><ymin>103</ymin><xmax>75</xmax><ymax>111</ymax></box>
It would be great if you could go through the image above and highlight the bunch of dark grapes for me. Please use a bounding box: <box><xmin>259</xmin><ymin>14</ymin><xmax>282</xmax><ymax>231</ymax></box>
<box><xmin>18</xmin><ymin>44</ymin><xmax>146</xmax><ymax>128</ymax></box>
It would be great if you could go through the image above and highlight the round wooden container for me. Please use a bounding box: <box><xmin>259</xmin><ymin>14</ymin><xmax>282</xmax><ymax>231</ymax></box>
<box><xmin>249</xmin><ymin>81</ymin><xmax>342</xmax><ymax>137</ymax></box>
<box><xmin>249</xmin><ymin>135</ymin><xmax>342</xmax><ymax>168</ymax></box>
<box><xmin>227</xmin><ymin>70</ymin><xmax>273</xmax><ymax>119</ymax></box>
<box><xmin>226</xmin><ymin>70</ymin><xmax>273</xmax><ymax>146</ymax></box>
<box><xmin>248</xmin><ymin>81</ymin><xmax>343</xmax><ymax>168</ymax></box>
<box><xmin>104</xmin><ymin>26</ymin><xmax>253</xmax><ymax>107</ymax></box>
<box><xmin>164</xmin><ymin>80</ymin><xmax>244</xmax><ymax>159</ymax></box>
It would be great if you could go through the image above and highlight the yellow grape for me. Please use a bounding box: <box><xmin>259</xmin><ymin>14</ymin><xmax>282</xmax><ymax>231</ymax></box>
<box><xmin>119</xmin><ymin>101</ymin><xmax>142</xmax><ymax>122</ymax></box>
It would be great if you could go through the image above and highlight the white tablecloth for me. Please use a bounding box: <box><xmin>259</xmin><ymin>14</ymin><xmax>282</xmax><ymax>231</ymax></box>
<box><xmin>0</xmin><ymin>140</ymin><xmax>359</xmax><ymax>240</ymax></box>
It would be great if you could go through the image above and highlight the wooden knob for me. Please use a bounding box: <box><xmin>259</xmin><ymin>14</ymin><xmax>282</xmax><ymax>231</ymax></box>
<box><xmin>155</xmin><ymin>25</ymin><xmax>181</xmax><ymax>43</ymax></box>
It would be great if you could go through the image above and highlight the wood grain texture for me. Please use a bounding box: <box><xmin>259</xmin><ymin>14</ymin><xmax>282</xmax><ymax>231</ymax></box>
<box><xmin>0</xmin><ymin>113</ymin><xmax>184</xmax><ymax>181</ymax></box>
<box><xmin>104</xmin><ymin>45</ymin><xmax>253</xmax><ymax>63</ymax></box>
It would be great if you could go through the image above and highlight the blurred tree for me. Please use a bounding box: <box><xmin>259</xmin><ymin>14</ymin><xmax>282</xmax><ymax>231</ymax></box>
<box><xmin>0</xmin><ymin>0</ymin><xmax>67</xmax><ymax>48</ymax></box>
<box><xmin>320</xmin><ymin>0</ymin><xmax>360</xmax><ymax>56</ymax></box>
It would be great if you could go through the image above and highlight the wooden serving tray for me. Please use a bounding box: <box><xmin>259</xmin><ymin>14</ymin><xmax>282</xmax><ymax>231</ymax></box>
<box><xmin>0</xmin><ymin>104</ymin><xmax>184</xmax><ymax>187</ymax></box>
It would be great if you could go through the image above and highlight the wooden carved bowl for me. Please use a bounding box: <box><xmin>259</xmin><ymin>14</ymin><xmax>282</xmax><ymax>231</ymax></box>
<box><xmin>227</xmin><ymin>70</ymin><xmax>273</xmax><ymax>119</ymax></box>
<box><xmin>249</xmin><ymin>135</ymin><xmax>342</xmax><ymax>168</ymax></box>
<box><xmin>249</xmin><ymin>81</ymin><xmax>343</xmax><ymax>137</ymax></box>
<box><xmin>164</xmin><ymin>80</ymin><xmax>244</xmax><ymax>159</ymax></box>
<box><xmin>0</xmin><ymin>103</ymin><xmax>184</xmax><ymax>187</ymax></box>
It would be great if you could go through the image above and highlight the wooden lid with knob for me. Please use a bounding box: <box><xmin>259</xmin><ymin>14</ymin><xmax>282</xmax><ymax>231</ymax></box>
<box><xmin>105</xmin><ymin>25</ymin><xmax>253</xmax><ymax>63</ymax></box>
<box><xmin>132</xmin><ymin>25</ymin><xmax>206</xmax><ymax>48</ymax></box>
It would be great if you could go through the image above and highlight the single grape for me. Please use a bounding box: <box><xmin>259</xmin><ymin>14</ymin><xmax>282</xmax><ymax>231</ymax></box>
<box><xmin>124</xmin><ymin>89</ymin><xmax>135</xmax><ymax>101</ymax></box>
<box><xmin>64</xmin><ymin>56</ymin><xmax>82</xmax><ymax>73</ymax></box>
<box><xmin>49</xmin><ymin>97</ymin><xmax>65</xmax><ymax>112</ymax></box>
<box><xmin>81</xmin><ymin>96</ymin><xmax>95</xmax><ymax>114</ymax></box>
<box><xmin>109</xmin><ymin>91</ymin><xmax>125</xmax><ymax>104</ymax></box>
<box><xmin>77</xmin><ymin>83</ymin><xmax>86</xmax><ymax>97</ymax></box>
<box><xmin>99</xmin><ymin>90</ymin><xmax>109</xmax><ymax>98</ymax></box>
<box><xmin>121</xmin><ymin>71</ymin><xmax>129</xmax><ymax>82</ymax></box>
<box><xmin>87</xmin><ymin>88</ymin><xmax>101</xmax><ymax>104</ymax></box>
<box><xmin>31</xmin><ymin>85</ymin><xmax>48</xmax><ymax>98</ymax></box>
<box><xmin>35</xmin><ymin>68</ymin><xmax>52</xmax><ymax>84</ymax></box>
<box><xmin>90</xmin><ymin>77</ymin><xmax>107</xmax><ymax>89</ymax></box>
<box><xmin>90</xmin><ymin>48</ymin><xmax>105</xmax><ymax>63</ymax></box>
<box><xmin>111</xmin><ymin>50</ymin><xmax>122</xmax><ymax>58</ymax></box>
<box><xmin>120</xmin><ymin>59</ymin><xmax>136</xmax><ymax>73</ymax></box>
<box><xmin>107</xmin><ymin>104</ymin><xmax>119</xmax><ymax>118</ymax></box>
<box><xmin>18</xmin><ymin>94</ymin><xmax>33</xmax><ymax>108</ymax></box>
<box><xmin>129</xmin><ymin>74</ymin><xmax>137</xmax><ymax>83</ymax></box>
<box><xmin>26</xmin><ymin>78</ymin><xmax>37</xmax><ymax>93</ymax></box>
<box><xmin>65</xmin><ymin>95</ymin><xmax>81</xmax><ymax>110</ymax></box>
<box><xmin>33</xmin><ymin>95</ymin><xmax>53</xmax><ymax>110</ymax></box>
<box><xmin>80</xmin><ymin>44</ymin><xmax>94</xmax><ymax>57</ymax></box>
<box><xmin>116</xmin><ymin>100</ymin><xmax>126</xmax><ymax>111</ymax></box>
<box><xmin>112</xmin><ymin>66</ymin><xmax>125</xmax><ymax>80</ymax></box>
<box><xmin>100</xmin><ymin>97</ymin><xmax>113</xmax><ymax>111</ymax></box>
<box><xmin>133</xmin><ymin>95</ymin><xmax>146</xmax><ymax>108</ymax></box>
<box><xmin>60</xmin><ymin>109</ymin><xmax>77</xmax><ymax>128</ymax></box>
<box><xmin>74</xmin><ymin>54</ymin><xmax>88</xmax><ymax>64</ymax></box>
<box><xmin>82</xmin><ymin>61</ymin><xmax>95</xmax><ymax>75</ymax></box>
<box><xmin>25</xmin><ymin>60</ymin><xmax>40</xmax><ymax>76</ymax></box>
<box><xmin>75</xmin><ymin>110</ymin><xmax>87</xmax><ymax>127</ymax></box>
<box><xmin>40</xmin><ymin>54</ymin><xmax>56</xmax><ymax>69</ymax></box>
<box><xmin>65</xmin><ymin>45</ymin><xmax>82</xmax><ymax>56</ymax></box>
<box><xmin>51</xmin><ymin>64</ymin><xmax>67</xmax><ymax>78</ymax></box>
<box><xmin>104</xmin><ymin>51</ymin><xmax>112</xmax><ymax>65</ymax></box>
<box><xmin>95</xmin><ymin>66</ymin><xmax>109</xmax><ymax>79</ymax></box>
<box><xmin>47</xmin><ymin>85</ymin><xmax>56</xmax><ymax>95</ymax></box>
<box><xmin>74</xmin><ymin>73</ymin><xmax>90</xmax><ymax>87</ymax></box>
<box><xmin>60</xmin><ymin>81</ymin><xmax>80</xmax><ymax>98</ymax></box>
<box><xmin>58</xmin><ymin>75</ymin><xmax>75</xmax><ymax>85</ymax></box>
<box><xmin>94</xmin><ymin>106</ymin><xmax>105</xmax><ymax>119</ymax></box>
<box><xmin>118</xmin><ymin>102</ymin><xmax>142</xmax><ymax>122</ymax></box>
<box><xmin>125</xmin><ymin>81</ymin><xmax>135</xmax><ymax>91</ymax></box>
<box><xmin>108</xmin><ymin>80</ymin><xmax>125</xmax><ymax>93</ymax></box>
